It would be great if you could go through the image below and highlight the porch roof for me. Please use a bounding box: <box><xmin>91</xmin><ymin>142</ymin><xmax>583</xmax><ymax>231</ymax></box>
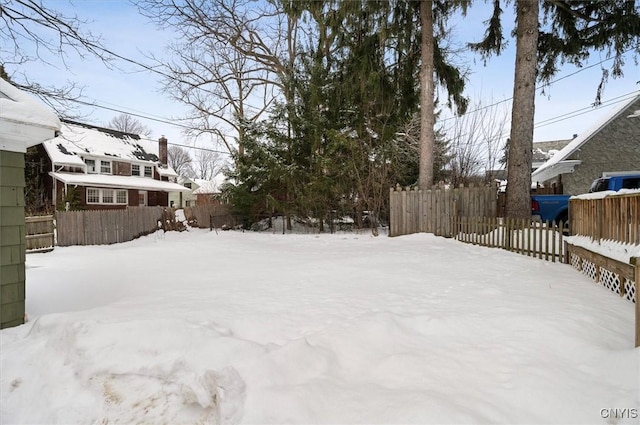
<box><xmin>50</xmin><ymin>172</ymin><xmax>191</xmax><ymax>192</ymax></box>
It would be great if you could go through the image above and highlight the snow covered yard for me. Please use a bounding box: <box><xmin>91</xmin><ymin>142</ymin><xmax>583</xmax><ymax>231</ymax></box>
<box><xmin>1</xmin><ymin>229</ymin><xmax>638</xmax><ymax>424</ymax></box>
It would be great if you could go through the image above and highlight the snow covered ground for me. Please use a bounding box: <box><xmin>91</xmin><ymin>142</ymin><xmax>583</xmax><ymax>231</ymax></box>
<box><xmin>1</xmin><ymin>229</ymin><xmax>638</xmax><ymax>424</ymax></box>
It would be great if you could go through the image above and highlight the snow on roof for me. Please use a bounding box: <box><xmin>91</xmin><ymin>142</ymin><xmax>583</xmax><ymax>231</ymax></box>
<box><xmin>0</xmin><ymin>78</ymin><xmax>60</xmax><ymax>130</ymax></box>
<box><xmin>43</xmin><ymin>121</ymin><xmax>160</xmax><ymax>165</ymax></box>
<box><xmin>157</xmin><ymin>165</ymin><xmax>178</xmax><ymax>178</ymax></box>
<box><xmin>50</xmin><ymin>172</ymin><xmax>191</xmax><ymax>192</ymax></box>
<box><xmin>192</xmin><ymin>175</ymin><xmax>227</xmax><ymax>194</ymax></box>
<box><xmin>531</xmin><ymin>139</ymin><xmax>572</xmax><ymax>164</ymax></box>
<box><xmin>532</xmin><ymin>92</ymin><xmax>640</xmax><ymax>183</ymax></box>
<box><xmin>0</xmin><ymin>78</ymin><xmax>60</xmax><ymax>152</ymax></box>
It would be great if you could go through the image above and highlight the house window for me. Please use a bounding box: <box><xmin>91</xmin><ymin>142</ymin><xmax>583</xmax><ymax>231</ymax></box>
<box><xmin>184</xmin><ymin>182</ymin><xmax>192</xmax><ymax>189</ymax></box>
<box><xmin>100</xmin><ymin>161</ymin><xmax>112</xmax><ymax>174</ymax></box>
<box><xmin>132</xmin><ymin>164</ymin><xmax>140</xmax><ymax>176</ymax></box>
<box><xmin>87</xmin><ymin>188</ymin><xmax>100</xmax><ymax>203</ymax></box>
<box><xmin>86</xmin><ymin>188</ymin><xmax>128</xmax><ymax>205</ymax></box>
<box><xmin>102</xmin><ymin>190</ymin><xmax>114</xmax><ymax>204</ymax></box>
<box><xmin>144</xmin><ymin>166</ymin><xmax>153</xmax><ymax>178</ymax></box>
<box><xmin>85</xmin><ymin>159</ymin><xmax>96</xmax><ymax>173</ymax></box>
<box><xmin>116</xmin><ymin>190</ymin><xmax>128</xmax><ymax>204</ymax></box>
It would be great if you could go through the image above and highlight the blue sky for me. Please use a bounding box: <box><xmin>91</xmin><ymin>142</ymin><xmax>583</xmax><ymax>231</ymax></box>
<box><xmin>11</xmin><ymin>0</ymin><xmax>640</xmax><ymax>154</ymax></box>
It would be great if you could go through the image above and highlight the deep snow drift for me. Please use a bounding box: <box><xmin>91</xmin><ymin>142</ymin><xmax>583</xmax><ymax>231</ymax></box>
<box><xmin>1</xmin><ymin>229</ymin><xmax>638</xmax><ymax>424</ymax></box>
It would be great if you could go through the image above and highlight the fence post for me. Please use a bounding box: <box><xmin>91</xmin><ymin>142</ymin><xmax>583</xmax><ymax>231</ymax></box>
<box><xmin>633</xmin><ymin>256</ymin><xmax>640</xmax><ymax>348</ymax></box>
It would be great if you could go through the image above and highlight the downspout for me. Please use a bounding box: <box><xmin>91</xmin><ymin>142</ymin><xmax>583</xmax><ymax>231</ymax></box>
<box><xmin>53</xmin><ymin>164</ymin><xmax>65</xmax><ymax>208</ymax></box>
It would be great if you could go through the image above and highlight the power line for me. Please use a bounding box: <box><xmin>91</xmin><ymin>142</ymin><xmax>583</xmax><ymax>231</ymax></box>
<box><xmin>63</xmin><ymin>97</ymin><xmax>233</xmax><ymax>155</ymax></box>
<box><xmin>444</xmin><ymin>90</ymin><xmax>640</xmax><ymax>146</ymax></box>
<box><xmin>439</xmin><ymin>47</ymin><xmax>638</xmax><ymax>123</ymax></box>
<box><xmin>534</xmin><ymin>92</ymin><xmax>639</xmax><ymax>130</ymax></box>
<box><xmin>60</xmin><ymin>37</ymin><xmax>637</xmax><ymax>151</ymax></box>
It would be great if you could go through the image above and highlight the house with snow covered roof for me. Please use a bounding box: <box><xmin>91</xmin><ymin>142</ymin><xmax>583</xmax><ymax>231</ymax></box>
<box><xmin>531</xmin><ymin>138</ymin><xmax>573</xmax><ymax>170</ymax></box>
<box><xmin>532</xmin><ymin>92</ymin><xmax>640</xmax><ymax>195</ymax></box>
<box><xmin>34</xmin><ymin>120</ymin><xmax>189</xmax><ymax>210</ymax></box>
<box><xmin>169</xmin><ymin>175</ymin><xmax>227</xmax><ymax>208</ymax></box>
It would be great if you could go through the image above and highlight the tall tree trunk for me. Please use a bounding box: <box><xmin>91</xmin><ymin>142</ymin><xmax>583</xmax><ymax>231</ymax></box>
<box><xmin>419</xmin><ymin>0</ymin><xmax>435</xmax><ymax>189</ymax></box>
<box><xmin>506</xmin><ymin>0</ymin><xmax>538</xmax><ymax>219</ymax></box>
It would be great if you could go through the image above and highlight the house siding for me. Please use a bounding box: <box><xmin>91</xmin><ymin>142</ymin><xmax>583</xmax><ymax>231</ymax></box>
<box><xmin>128</xmin><ymin>189</ymin><xmax>138</xmax><ymax>207</ymax></box>
<box><xmin>554</xmin><ymin>98</ymin><xmax>640</xmax><ymax>195</ymax></box>
<box><xmin>0</xmin><ymin>150</ymin><xmax>26</xmax><ymax>329</ymax></box>
<box><xmin>147</xmin><ymin>191</ymin><xmax>168</xmax><ymax>207</ymax></box>
<box><xmin>53</xmin><ymin>182</ymin><xmax>172</xmax><ymax>210</ymax></box>
<box><xmin>113</xmin><ymin>161</ymin><xmax>132</xmax><ymax>176</ymax></box>
<box><xmin>196</xmin><ymin>193</ymin><xmax>221</xmax><ymax>205</ymax></box>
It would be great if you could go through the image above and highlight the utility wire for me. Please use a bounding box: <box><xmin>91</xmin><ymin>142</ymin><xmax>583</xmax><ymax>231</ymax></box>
<box><xmin>439</xmin><ymin>46</ymin><xmax>637</xmax><ymax>123</ymax></box>
<box><xmin>445</xmin><ymin>91</ymin><xmax>639</xmax><ymax>148</ymax></box>
<box><xmin>64</xmin><ymin>97</ymin><xmax>233</xmax><ymax>155</ymax></box>
<box><xmin>63</xmin><ymin>39</ymin><xmax>637</xmax><ymax>150</ymax></box>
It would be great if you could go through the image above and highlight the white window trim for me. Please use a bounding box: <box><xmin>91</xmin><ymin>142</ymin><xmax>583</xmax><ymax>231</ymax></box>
<box><xmin>86</xmin><ymin>187</ymin><xmax>128</xmax><ymax>205</ymax></box>
<box><xmin>100</xmin><ymin>160</ymin><xmax>112</xmax><ymax>174</ymax></box>
<box><xmin>85</xmin><ymin>159</ymin><xmax>97</xmax><ymax>174</ymax></box>
<box><xmin>131</xmin><ymin>163</ymin><xmax>155</xmax><ymax>178</ymax></box>
<box><xmin>138</xmin><ymin>190</ymin><xmax>147</xmax><ymax>206</ymax></box>
<box><xmin>84</xmin><ymin>157</ymin><xmax>113</xmax><ymax>175</ymax></box>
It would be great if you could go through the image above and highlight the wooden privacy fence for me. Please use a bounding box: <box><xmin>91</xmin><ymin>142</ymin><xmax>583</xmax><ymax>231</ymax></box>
<box><xmin>56</xmin><ymin>207</ymin><xmax>165</xmax><ymax>246</ymax></box>
<box><xmin>56</xmin><ymin>205</ymin><xmax>236</xmax><ymax>247</ymax></box>
<box><xmin>389</xmin><ymin>184</ymin><xmax>498</xmax><ymax>237</ymax></box>
<box><xmin>25</xmin><ymin>215</ymin><xmax>54</xmax><ymax>252</ymax></box>
<box><xmin>570</xmin><ymin>192</ymin><xmax>640</xmax><ymax>245</ymax></box>
<box><xmin>183</xmin><ymin>204</ymin><xmax>235</xmax><ymax>230</ymax></box>
<box><xmin>452</xmin><ymin>216</ymin><xmax>566</xmax><ymax>262</ymax></box>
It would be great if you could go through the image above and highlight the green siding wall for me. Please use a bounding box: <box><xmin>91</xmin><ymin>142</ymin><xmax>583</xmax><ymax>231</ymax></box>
<box><xmin>0</xmin><ymin>150</ymin><xmax>26</xmax><ymax>329</ymax></box>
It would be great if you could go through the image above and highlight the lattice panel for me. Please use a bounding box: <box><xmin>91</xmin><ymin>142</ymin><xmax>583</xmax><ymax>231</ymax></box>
<box><xmin>624</xmin><ymin>279</ymin><xmax>636</xmax><ymax>303</ymax></box>
<box><xmin>568</xmin><ymin>252</ymin><xmax>636</xmax><ymax>304</ymax></box>
<box><xmin>581</xmin><ymin>259</ymin><xmax>598</xmax><ymax>281</ymax></box>
<box><xmin>570</xmin><ymin>253</ymin><xmax>582</xmax><ymax>269</ymax></box>
<box><xmin>600</xmin><ymin>269</ymin><xmax>621</xmax><ymax>295</ymax></box>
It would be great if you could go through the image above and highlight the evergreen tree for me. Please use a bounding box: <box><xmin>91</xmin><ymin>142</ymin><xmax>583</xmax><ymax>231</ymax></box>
<box><xmin>227</xmin><ymin>0</ymin><xmax>472</xmax><ymax>231</ymax></box>
<box><xmin>471</xmin><ymin>0</ymin><xmax>640</xmax><ymax>219</ymax></box>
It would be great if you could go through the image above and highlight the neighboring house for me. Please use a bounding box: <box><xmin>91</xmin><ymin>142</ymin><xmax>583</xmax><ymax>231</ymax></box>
<box><xmin>531</xmin><ymin>138</ymin><xmax>573</xmax><ymax>170</ymax></box>
<box><xmin>35</xmin><ymin>120</ymin><xmax>189</xmax><ymax>210</ymax></box>
<box><xmin>0</xmin><ymin>78</ymin><xmax>60</xmax><ymax>329</ymax></box>
<box><xmin>193</xmin><ymin>176</ymin><xmax>227</xmax><ymax>205</ymax></box>
<box><xmin>169</xmin><ymin>177</ymin><xmax>198</xmax><ymax>208</ymax></box>
<box><xmin>169</xmin><ymin>175</ymin><xmax>227</xmax><ymax>207</ymax></box>
<box><xmin>532</xmin><ymin>92</ymin><xmax>640</xmax><ymax>195</ymax></box>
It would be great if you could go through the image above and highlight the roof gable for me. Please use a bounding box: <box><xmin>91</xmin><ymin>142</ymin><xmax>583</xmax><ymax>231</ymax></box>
<box><xmin>192</xmin><ymin>175</ymin><xmax>227</xmax><ymax>194</ymax></box>
<box><xmin>533</xmin><ymin>92</ymin><xmax>640</xmax><ymax>182</ymax></box>
<box><xmin>43</xmin><ymin>120</ymin><xmax>159</xmax><ymax>166</ymax></box>
<box><xmin>532</xmin><ymin>139</ymin><xmax>573</xmax><ymax>163</ymax></box>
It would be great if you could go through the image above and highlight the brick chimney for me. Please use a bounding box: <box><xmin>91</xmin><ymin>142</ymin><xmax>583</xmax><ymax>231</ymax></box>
<box><xmin>159</xmin><ymin>135</ymin><xmax>168</xmax><ymax>165</ymax></box>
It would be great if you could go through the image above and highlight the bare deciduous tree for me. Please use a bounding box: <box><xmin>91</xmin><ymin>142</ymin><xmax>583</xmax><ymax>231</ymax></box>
<box><xmin>0</xmin><ymin>0</ymin><xmax>114</xmax><ymax>115</ymax></box>
<box><xmin>107</xmin><ymin>113</ymin><xmax>152</xmax><ymax>136</ymax></box>
<box><xmin>167</xmin><ymin>145</ymin><xmax>194</xmax><ymax>177</ymax></box>
<box><xmin>442</xmin><ymin>100</ymin><xmax>509</xmax><ymax>185</ymax></box>
<box><xmin>192</xmin><ymin>149</ymin><xmax>224</xmax><ymax>181</ymax></box>
<box><xmin>136</xmin><ymin>0</ymin><xmax>290</xmax><ymax>156</ymax></box>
